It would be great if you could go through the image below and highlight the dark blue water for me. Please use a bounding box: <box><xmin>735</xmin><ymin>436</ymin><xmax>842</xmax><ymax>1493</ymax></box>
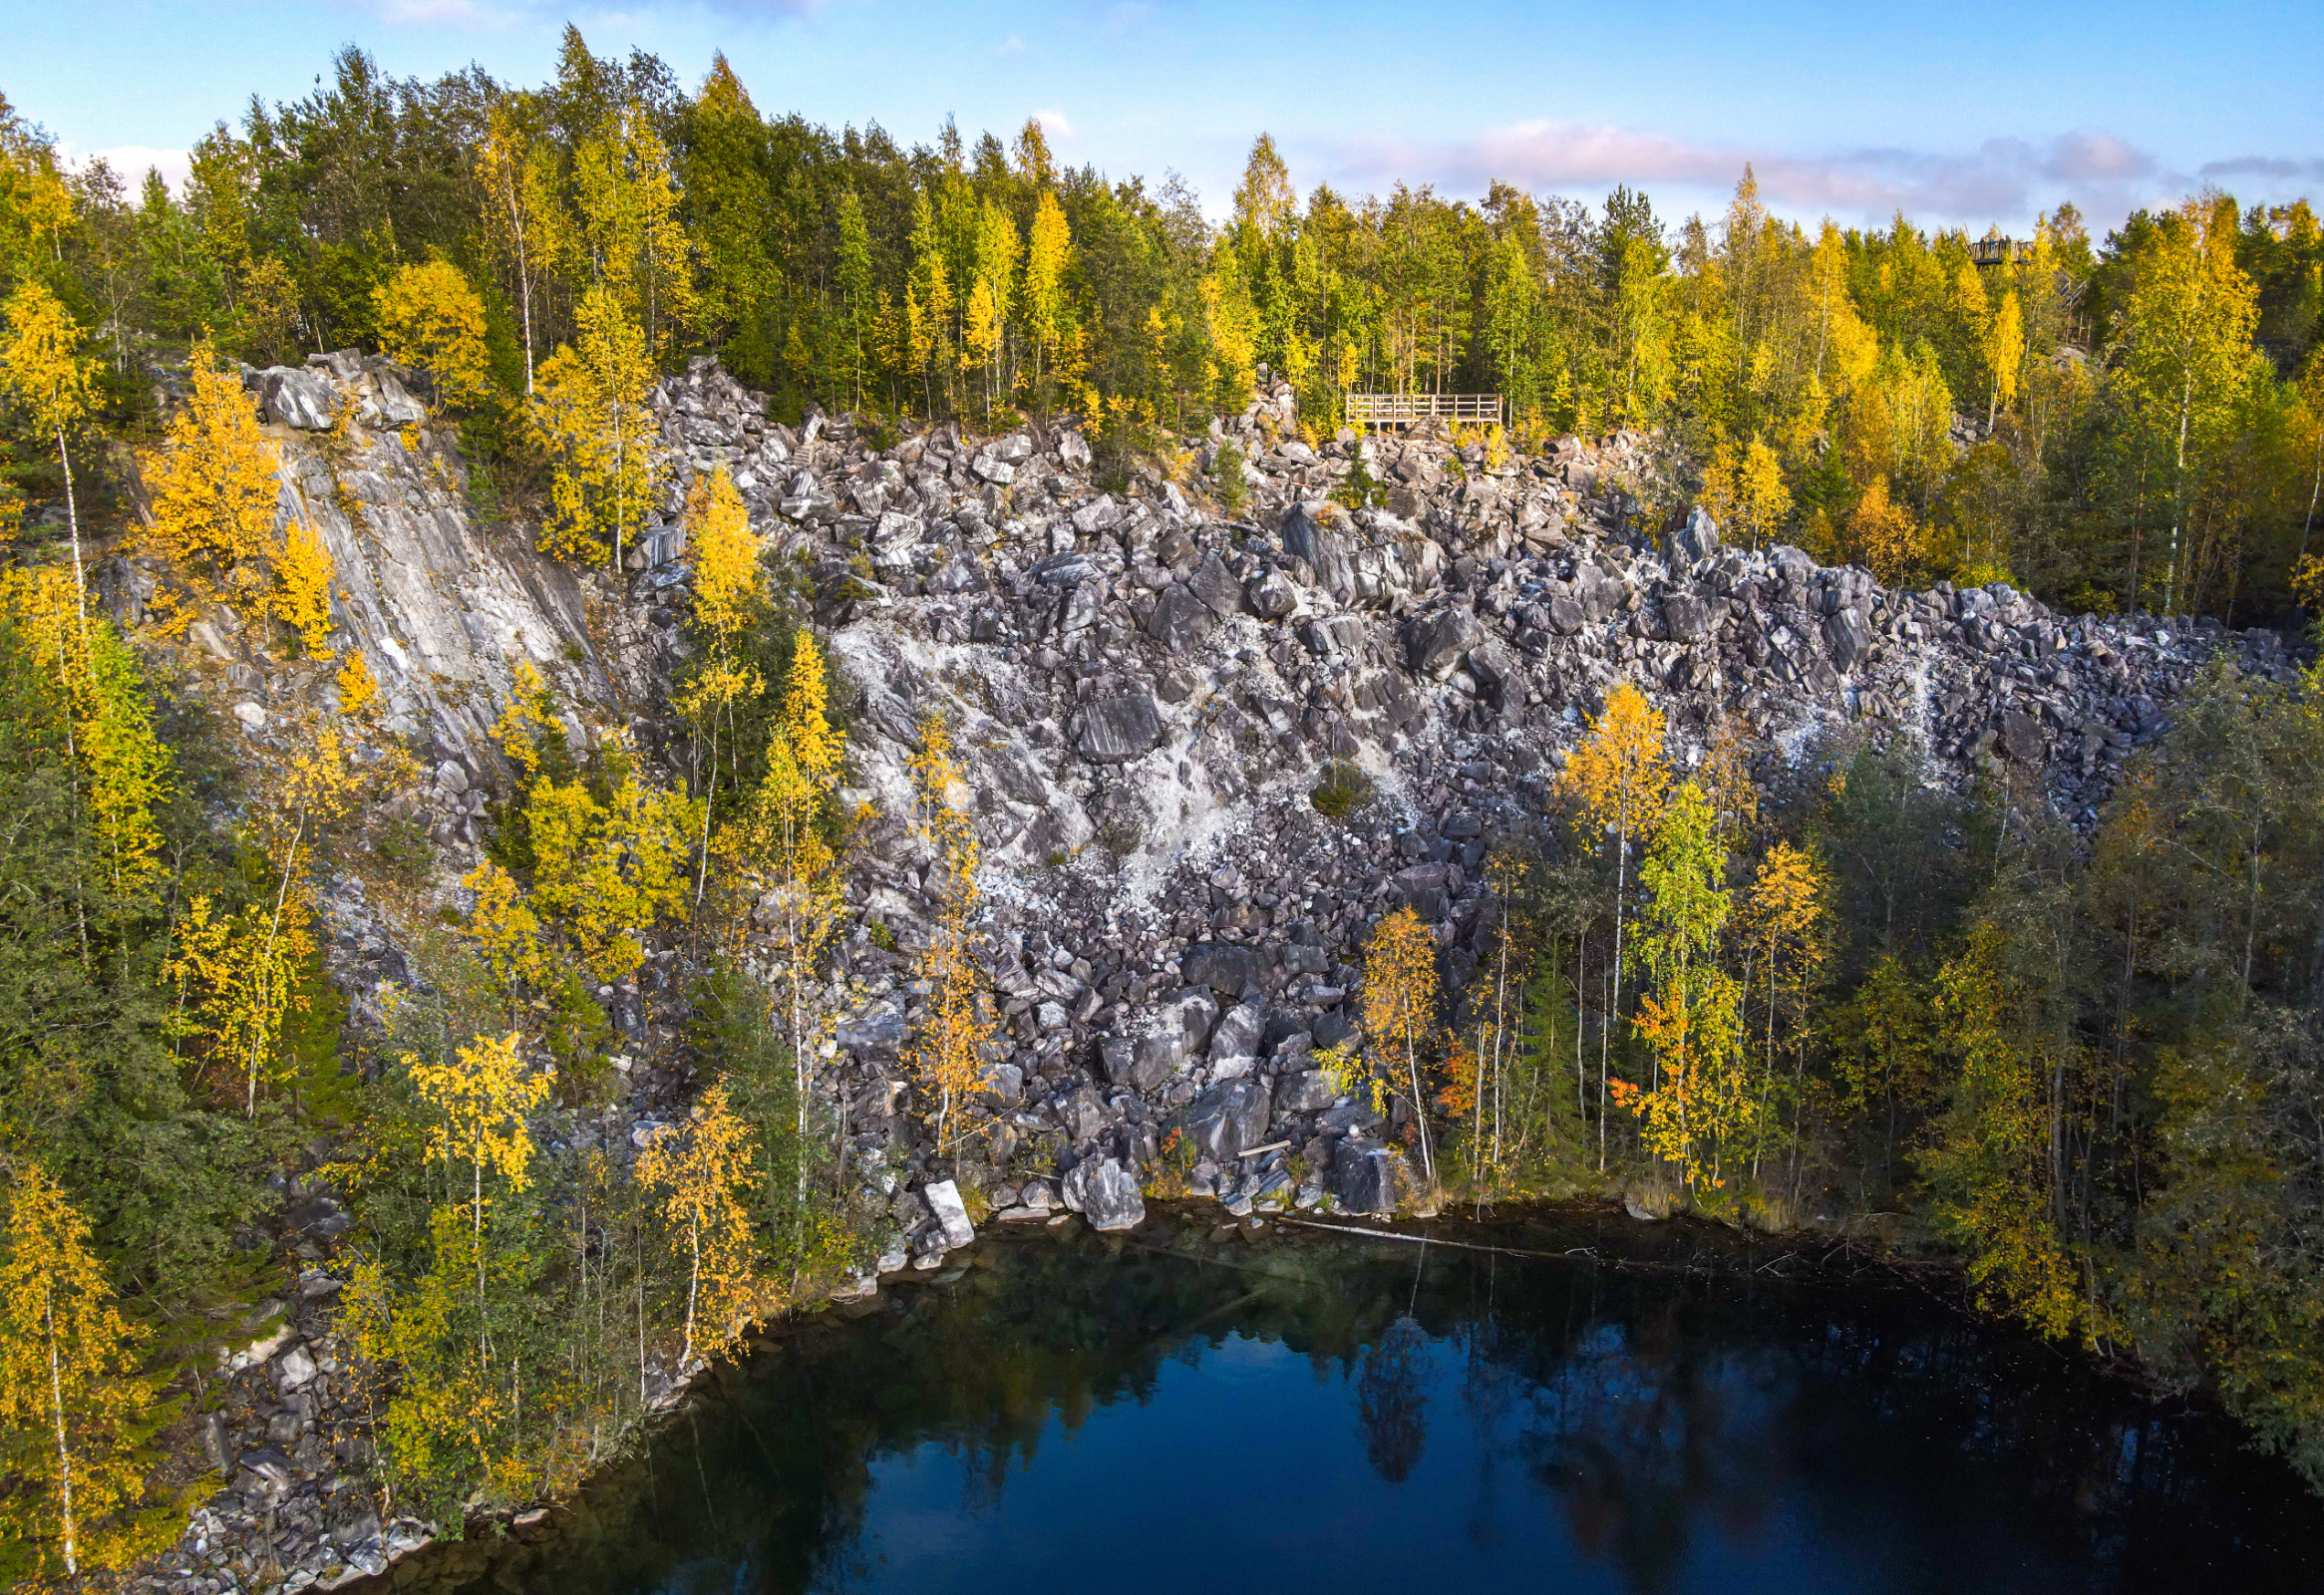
<box><xmin>431</xmin><ymin>1213</ymin><xmax>2324</xmax><ymax>1595</ymax></box>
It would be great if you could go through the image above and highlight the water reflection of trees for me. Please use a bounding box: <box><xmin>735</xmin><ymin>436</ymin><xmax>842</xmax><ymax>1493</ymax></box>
<box><xmin>1357</xmin><ymin>1316</ymin><xmax>1430</xmax><ymax>1482</ymax></box>
<box><xmin>413</xmin><ymin>1219</ymin><xmax>2323</xmax><ymax>1595</ymax></box>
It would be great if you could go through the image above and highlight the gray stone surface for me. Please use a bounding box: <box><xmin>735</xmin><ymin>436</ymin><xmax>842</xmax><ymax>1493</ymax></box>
<box><xmin>1062</xmin><ymin>1156</ymin><xmax>1146</xmax><ymax>1231</ymax></box>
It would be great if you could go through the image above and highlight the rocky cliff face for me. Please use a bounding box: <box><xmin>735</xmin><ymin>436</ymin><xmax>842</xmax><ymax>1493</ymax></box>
<box><xmin>134</xmin><ymin>350</ymin><xmax>2301</xmax><ymax>1246</ymax></box>
<box><xmin>115</xmin><ymin>353</ymin><xmax>2302</xmax><ymax>1593</ymax></box>
<box><xmin>634</xmin><ymin>358</ymin><xmax>2297</xmax><ymax>1250</ymax></box>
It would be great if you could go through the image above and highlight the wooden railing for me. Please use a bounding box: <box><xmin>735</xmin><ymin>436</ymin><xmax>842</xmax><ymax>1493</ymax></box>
<box><xmin>1345</xmin><ymin>392</ymin><xmax>1503</xmax><ymax>430</ymax></box>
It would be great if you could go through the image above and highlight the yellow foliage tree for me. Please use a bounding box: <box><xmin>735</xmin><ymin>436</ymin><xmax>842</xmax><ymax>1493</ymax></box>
<box><xmin>410</xmin><ymin>1031</ymin><xmax>550</xmax><ymax>1356</ymax></box>
<box><xmin>164</xmin><ymin>892</ymin><xmax>313</xmax><ymax>1116</ymax></box>
<box><xmin>0</xmin><ymin>569</ymin><xmax>173</xmax><ymax>910</ymax></box>
<box><xmin>334</xmin><ymin>648</ymin><xmax>380</xmax><ymax>720</ymax></box>
<box><xmin>1022</xmin><ymin>189</ymin><xmax>1073</xmax><ymax>396</ymax></box>
<box><xmin>723</xmin><ymin>631</ymin><xmax>851</xmax><ymax>1172</ymax></box>
<box><xmin>1617</xmin><ymin>784</ymin><xmax>1751</xmax><ymax>1191</ymax></box>
<box><xmin>1362</xmin><ymin>904</ymin><xmax>1444</xmax><ymax>1194</ymax></box>
<box><xmin>573</xmin><ymin>103</ymin><xmax>697</xmax><ymax>365</ymax></box>
<box><xmin>273</xmin><ymin>513</ymin><xmax>335</xmax><ymax>659</ymax></box>
<box><xmin>375</xmin><ymin>260</ymin><xmax>496</xmax><ymax>411</ymax></box>
<box><xmin>1740</xmin><ymin>838</ymin><xmax>1829</xmax><ymax>1181</ymax></box>
<box><xmin>142</xmin><ymin>341</ymin><xmax>281</xmax><ymax>626</ymax></box>
<box><xmin>903</xmin><ymin>711</ymin><xmax>993</xmax><ymax>1154</ymax></box>
<box><xmin>0</xmin><ymin>280</ymin><xmax>98</xmax><ymax>632</ymax></box>
<box><xmin>1706</xmin><ymin>433</ymin><xmax>1791</xmax><ymax>548</ymax></box>
<box><xmin>461</xmin><ymin>859</ymin><xmax>547</xmax><ymax>1016</ymax></box>
<box><xmin>636</xmin><ymin>1084</ymin><xmax>764</xmax><ymax>1369</ymax></box>
<box><xmin>476</xmin><ymin>101</ymin><xmax>571</xmax><ymax>396</ymax></box>
<box><xmin>1846</xmin><ymin>474</ymin><xmax>1923</xmax><ymax>585</ymax></box>
<box><xmin>531</xmin><ymin>284</ymin><xmax>659</xmax><ymax>569</ymax></box>
<box><xmin>1557</xmin><ymin>679</ymin><xmax>1671</xmax><ymax>1170</ymax></box>
<box><xmin>0</xmin><ymin>1165</ymin><xmax>163</xmax><ymax>1582</ymax></box>
<box><xmin>1983</xmin><ymin>288</ymin><xmax>2024</xmax><ymax>429</ymax></box>
<box><xmin>673</xmin><ymin>468</ymin><xmax>762</xmax><ymax>901</ymax></box>
<box><xmin>523</xmin><ymin>756</ymin><xmax>699</xmax><ymax>982</ymax></box>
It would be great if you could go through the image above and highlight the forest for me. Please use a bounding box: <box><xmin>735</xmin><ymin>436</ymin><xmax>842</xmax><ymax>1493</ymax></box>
<box><xmin>0</xmin><ymin>22</ymin><xmax>2322</xmax><ymax>1587</ymax></box>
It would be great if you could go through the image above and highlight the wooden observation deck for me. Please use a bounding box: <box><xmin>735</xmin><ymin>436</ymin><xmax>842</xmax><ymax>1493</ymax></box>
<box><xmin>1345</xmin><ymin>392</ymin><xmax>1503</xmax><ymax>431</ymax></box>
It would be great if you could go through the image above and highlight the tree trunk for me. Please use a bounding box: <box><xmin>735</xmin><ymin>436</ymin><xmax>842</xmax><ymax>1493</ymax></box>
<box><xmin>57</xmin><ymin>429</ymin><xmax>87</xmax><ymax>644</ymax></box>
<box><xmin>47</xmin><ymin>1292</ymin><xmax>77</xmax><ymax>1578</ymax></box>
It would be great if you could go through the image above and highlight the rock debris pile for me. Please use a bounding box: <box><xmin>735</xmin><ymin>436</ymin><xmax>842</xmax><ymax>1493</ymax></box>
<box><xmin>116</xmin><ymin>353</ymin><xmax>2298</xmax><ymax>1592</ymax></box>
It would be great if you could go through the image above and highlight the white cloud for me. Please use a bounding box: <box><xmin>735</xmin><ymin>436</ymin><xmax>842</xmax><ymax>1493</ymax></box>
<box><xmin>1034</xmin><ymin>109</ymin><xmax>1074</xmax><ymax>140</ymax></box>
<box><xmin>996</xmin><ymin>34</ymin><xmax>1025</xmax><ymax>56</ymax></box>
<box><xmin>1321</xmin><ymin>120</ymin><xmax>2196</xmax><ymax>228</ymax></box>
<box><xmin>59</xmin><ymin>144</ymin><xmax>190</xmax><ymax>197</ymax></box>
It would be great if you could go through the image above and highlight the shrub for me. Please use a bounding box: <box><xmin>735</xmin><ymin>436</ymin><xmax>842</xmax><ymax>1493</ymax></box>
<box><xmin>1310</xmin><ymin>760</ymin><xmax>1376</xmax><ymax>820</ymax></box>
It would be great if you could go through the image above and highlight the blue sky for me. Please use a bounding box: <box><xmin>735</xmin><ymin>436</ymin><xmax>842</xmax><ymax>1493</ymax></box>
<box><xmin>10</xmin><ymin>0</ymin><xmax>2320</xmax><ymax>233</ymax></box>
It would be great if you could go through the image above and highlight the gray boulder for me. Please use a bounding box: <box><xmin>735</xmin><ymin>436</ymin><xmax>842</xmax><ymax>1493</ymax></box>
<box><xmin>1207</xmin><ymin>1002</ymin><xmax>1263</xmax><ymax>1066</ymax></box>
<box><xmin>1331</xmin><ymin>1137</ymin><xmax>1404</xmax><ymax>1215</ymax></box>
<box><xmin>1406</xmin><ymin>607</ymin><xmax>1486</xmax><ymax>681</ymax></box>
<box><xmin>1670</xmin><ymin>505</ymin><xmax>1721</xmax><ymax>564</ymax></box>
<box><xmin>1189</xmin><ymin>551</ymin><xmax>1245</xmax><ymax>618</ymax></box>
<box><xmin>1998</xmin><ymin>709</ymin><xmax>2048</xmax><ymax>764</ymax></box>
<box><xmin>1276</xmin><ymin>1069</ymin><xmax>1339</xmax><ymax>1113</ymax></box>
<box><xmin>1824</xmin><ymin>607</ymin><xmax>1873</xmax><ymax>672</ymax></box>
<box><xmin>372</xmin><ymin>369</ymin><xmax>426</xmax><ymax>426</ymax></box>
<box><xmin>922</xmin><ymin>1179</ymin><xmax>976</xmax><ymax>1249</ymax></box>
<box><xmin>1183</xmin><ymin>1077</ymin><xmax>1272</xmax><ymax>1161</ymax></box>
<box><xmin>1071</xmin><ymin>694</ymin><xmax>1162</xmax><ymax>764</ymax></box>
<box><xmin>1106</xmin><ymin>989</ymin><xmax>1217</xmax><ymax>1091</ymax></box>
<box><xmin>1245</xmin><ymin>568</ymin><xmax>1298</xmax><ymax>619</ymax></box>
<box><xmin>1145</xmin><ymin>585</ymin><xmax>1215</xmax><ymax>654</ymax></box>
<box><xmin>261</xmin><ymin>367</ymin><xmax>338</xmax><ymax>431</ymax></box>
<box><xmin>1062</xmin><ymin>1157</ymin><xmax>1146</xmax><ymax>1231</ymax></box>
<box><xmin>1181</xmin><ymin>942</ymin><xmax>1261</xmax><ymax>995</ymax></box>
<box><xmin>1663</xmin><ymin>592</ymin><xmax>1712</xmax><ymax>642</ymax></box>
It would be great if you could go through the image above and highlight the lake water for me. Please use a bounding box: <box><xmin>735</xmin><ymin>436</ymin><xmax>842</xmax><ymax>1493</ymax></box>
<box><xmin>420</xmin><ymin>1210</ymin><xmax>2324</xmax><ymax>1595</ymax></box>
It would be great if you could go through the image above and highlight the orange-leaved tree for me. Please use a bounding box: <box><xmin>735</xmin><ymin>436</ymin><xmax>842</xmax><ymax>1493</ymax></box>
<box><xmin>1362</xmin><ymin>904</ymin><xmax>1443</xmax><ymax>1196</ymax></box>
<box><xmin>1557</xmin><ymin>679</ymin><xmax>1670</xmax><ymax>1171</ymax></box>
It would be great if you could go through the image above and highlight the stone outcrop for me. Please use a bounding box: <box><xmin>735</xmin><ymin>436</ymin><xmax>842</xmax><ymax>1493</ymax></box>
<box><xmin>117</xmin><ymin>350</ymin><xmax>2305</xmax><ymax>1592</ymax></box>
